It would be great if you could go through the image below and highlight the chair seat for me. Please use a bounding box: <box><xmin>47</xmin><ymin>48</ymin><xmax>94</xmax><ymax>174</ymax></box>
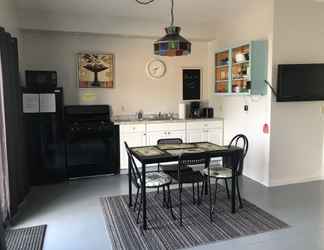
<box><xmin>202</xmin><ymin>167</ymin><xmax>233</xmax><ymax>179</ymax></box>
<box><xmin>137</xmin><ymin>172</ymin><xmax>172</xmax><ymax>188</ymax></box>
<box><xmin>168</xmin><ymin>169</ymin><xmax>204</xmax><ymax>183</ymax></box>
<box><xmin>160</xmin><ymin>163</ymin><xmax>178</xmax><ymax>172</ymax></box>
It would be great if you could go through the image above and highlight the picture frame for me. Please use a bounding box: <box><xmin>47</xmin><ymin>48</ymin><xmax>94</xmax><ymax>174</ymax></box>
<box><xmin>77</xmin><ymin>53</ymin><xmax>114</xmax><ymax>88</ymax></box>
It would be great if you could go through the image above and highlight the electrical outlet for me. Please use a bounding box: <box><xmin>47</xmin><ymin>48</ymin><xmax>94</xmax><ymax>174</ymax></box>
<box><xmin>244</xmin><ymin>105</ymin><xmax>249</xmax><ymax>112</ymax></box>
<box><xmin>121</xmin><ymin>106</ymin><xmax>125</xmax><ymax>112</ymax></box>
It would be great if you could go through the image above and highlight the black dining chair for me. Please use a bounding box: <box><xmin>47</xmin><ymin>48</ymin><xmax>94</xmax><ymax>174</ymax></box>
<box><xmin>156</xmin><ymin>138</ymin><xmax>183</xmax><ymax>200</ymax></box>
<box><xmin>157</xmin><ymin>138</ymin><xmax>200</xmax><ymax>205</ymax></box>
<box><xmin>167</xmin><ymin>152</ymin><xmax>211</xmax><ymax>226</ymax></box>
<box><xmin>124</xmin><ymin>142</ymin><xmax>175</xmax><ymax>223</ymax></box>
<box><xmin>202</xmin><ymin>134</ymin><xmax>248</xmax><ymax>209</ymax></box>
<box><xmin>157</xmin><ymin>138</ymin><xmax>183</xmax><ymax>173</ymax></box>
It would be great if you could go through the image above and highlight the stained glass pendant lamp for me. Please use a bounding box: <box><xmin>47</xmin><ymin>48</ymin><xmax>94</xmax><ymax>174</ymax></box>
<box><xmin>136</xmin><ymin>0</ymin><xmax>191</xmax><ymax>56</ymax></box>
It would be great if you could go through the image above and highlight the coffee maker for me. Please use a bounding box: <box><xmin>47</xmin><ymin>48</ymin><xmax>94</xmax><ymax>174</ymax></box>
<box><xmin>190</xmin><ymin>101</ymin><xmax>201</xmax><ymax>118</ymax></box>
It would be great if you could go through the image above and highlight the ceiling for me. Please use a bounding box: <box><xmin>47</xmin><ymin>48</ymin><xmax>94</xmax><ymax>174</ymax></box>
<box><xmin>15</xmin><ymin>0</ymin><xmax>270</xmax><ymax>26</ymax></box>
<box><xmin>15</xmin><ymin>0</ymin><xmax>272</xmax><ymax>40</ymax></box>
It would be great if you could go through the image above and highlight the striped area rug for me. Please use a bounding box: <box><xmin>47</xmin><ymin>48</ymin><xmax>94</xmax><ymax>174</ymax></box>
<box><xmin>101</xmin><ymin>187</ymin><xmax>288</xmax><ymax>250</ymax></box>
<box><xmin>5</xmin><ymin>225</ymin><xmax>46</xmax><ymax>250</ymax></box>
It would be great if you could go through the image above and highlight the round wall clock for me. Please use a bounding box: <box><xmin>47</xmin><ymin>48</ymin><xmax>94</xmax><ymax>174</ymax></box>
<box><xmin>146</xmin><ymin>59</ymin><xmax>167</xmax><ymax>79</ymax></box>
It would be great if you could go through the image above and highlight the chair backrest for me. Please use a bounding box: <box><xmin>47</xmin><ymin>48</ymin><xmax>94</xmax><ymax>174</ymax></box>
<box><xmin>124</xmin><ymin>142</ymin><xmax>141</xmax><ymax>188</ymax></box>
<box><xmin>228</xmin><ymin>134</ymin><xmax>249</xmax><ymax>175</ymax></box>
<box><xmin>178</xmin><ymin>152</ymin><xmax>210</xmax><ymax>182</ymax></box>
<box><xmin>157</xmin><ymin>138</ymin><xmax>183</xmax><ymax>145</ymax></box>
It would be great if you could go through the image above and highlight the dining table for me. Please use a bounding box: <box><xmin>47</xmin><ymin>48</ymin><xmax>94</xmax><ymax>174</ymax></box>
<box><xmin>128</xmin><ymin>142</ymin><xmax>243</xmax><ymax>230</ymax></box>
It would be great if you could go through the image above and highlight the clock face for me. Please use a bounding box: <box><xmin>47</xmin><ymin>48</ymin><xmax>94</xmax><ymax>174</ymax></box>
<box><xmin>146</xmin><ymin>59</ymin><xmax>166</xmax><ymax>79</ymax></box>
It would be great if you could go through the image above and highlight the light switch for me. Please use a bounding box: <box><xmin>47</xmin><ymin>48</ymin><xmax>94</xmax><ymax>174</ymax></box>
<box><xmin>321</xmin><ymin>105</ymin><xmax>324</xmax><ymax>114</ymax></box>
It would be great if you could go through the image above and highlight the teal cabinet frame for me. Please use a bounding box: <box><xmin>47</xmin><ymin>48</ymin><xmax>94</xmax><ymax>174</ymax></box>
<box><xmin>214</xmin><ymin>40</ymin><xmax>268</xmax><ymax>96</ymax></box>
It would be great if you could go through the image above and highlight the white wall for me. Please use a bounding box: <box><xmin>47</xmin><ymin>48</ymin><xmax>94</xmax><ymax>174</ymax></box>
<box><xmin>269</xmin><ymin>0</ymin><xmax>324</xmax><ymax>186</ymax></box>
<box><xmin>208</xmin><ymin>0</ymin><xmax>274</xmax><ymax>186</ymax></box>
<box><xmin>20</xmin><ymin>31</ymin><xmax>210</xmax><ymax>116</ymax></box>
<box><xmin>0</xmin><ymin>0</ymin><xmax>19</xmax><ymax>36</ymax></box>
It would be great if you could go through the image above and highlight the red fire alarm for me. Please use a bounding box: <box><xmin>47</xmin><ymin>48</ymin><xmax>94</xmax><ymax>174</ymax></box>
<box><xmin>263</xmin><ymin>123</ymin><xmax>269</xmax><ymax>134</ymax></box>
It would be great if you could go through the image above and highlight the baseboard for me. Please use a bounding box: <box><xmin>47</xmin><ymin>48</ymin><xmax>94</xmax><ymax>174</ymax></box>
<box><xmin>255</xmin><ymin>179</ymin><xmax>270</xmax><ymax>187</ymax></box>
<box><xmin>269</xmin><ymin>175</ymin><xmax>324</xmax><ymax>187</ymax></box>
<box><xmin>120</xmin><ymin>169</ymin><xmax>128</xmax><ymax>175</ymax></box>
<box><xmin>242</xmin><ymin>173</ymin><xmax>270</xmax><ymax>187</ymax></box>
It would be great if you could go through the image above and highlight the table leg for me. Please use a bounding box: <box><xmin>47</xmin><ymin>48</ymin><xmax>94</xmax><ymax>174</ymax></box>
<box><xmin>208</xmin><ymin>170</ymin><xmax>213</xmax><ymax>221</ymax></box>
<box><xmin>231</xmin><ymin>151</ymin><xmax>237</xmax><ymax>213</ymax></box>
<box><xmin>142</xmin><ymin>163</ymin><xmax>147</xmax><ymax>230</ymax></box>
<box><xmin>128</xmin><ymin>157</ymin><xmax>132</xmax><ymax>207</ymax></box>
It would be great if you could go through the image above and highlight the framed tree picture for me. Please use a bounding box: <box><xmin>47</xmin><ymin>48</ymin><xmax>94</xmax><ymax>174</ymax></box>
<box><xmin>182</xmin><ymin>68</ymin><xmax>202</xmax><ymax>100</ymax></box>
<box><xmin>78</xmin><ymin>53</ymin><xmax>114</xmax><ymax>88</ymax></box>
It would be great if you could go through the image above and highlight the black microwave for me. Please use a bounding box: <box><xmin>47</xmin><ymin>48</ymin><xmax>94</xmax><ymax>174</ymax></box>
<box><xmin>26</xmin><ymin>71</ymin><xmax>57</xmax><ymax>88</ymax></box>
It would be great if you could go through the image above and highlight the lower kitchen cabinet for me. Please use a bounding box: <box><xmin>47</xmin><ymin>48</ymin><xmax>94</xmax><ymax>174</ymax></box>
<box><xmin>186</xmin><ymin>121</ymin><xmax>224</xmax><ymax>145</ymax></box>
<box><xmin>119</xmin><ymin>124</ymin><xmax>146</xmax><ymax>170</ymax></box>
<box><xmin>147</xmin><ymin>130</ymin><xmax>186</xmax><ymax>145</ymax></box>
<box><xmin>119</xmin><ymin>120</ymin><xmax>223</xmax><ymax>171</ymax></box>
<box><xmin>187</xmin><ymin>129</ymin><xmax>205</xmax><ymax>143</ymax></box>
<box><xmin>206</xmin><ymin>128</ymin><xmax>223</xmax><ymax>145</ymax></box>
<box><xmin>146</xmin><ymin>131</ymin><xmax>166</xmax><ymax>146</ymax></box>
<box><xmin>146</xmin><ymin>121</ymin><xmax>186</xmax><ymax>145</ymax></box>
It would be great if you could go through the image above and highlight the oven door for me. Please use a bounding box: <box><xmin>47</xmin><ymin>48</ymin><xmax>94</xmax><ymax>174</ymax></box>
<box><xmin>66</xmin><ymin>130</ymin><xmax>115</xmax><ymax>178</ymax></box>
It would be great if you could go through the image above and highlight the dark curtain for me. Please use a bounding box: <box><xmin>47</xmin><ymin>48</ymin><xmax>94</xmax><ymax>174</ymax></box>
<box><xmin>0</xmin><ymin>208</ymin><xmax>6</xmax><ymax>249</ymax></box>
<box><xmin>0</xmin><ymin>27</ymin><xmax>29</xmax><ymax>224</ymax></box>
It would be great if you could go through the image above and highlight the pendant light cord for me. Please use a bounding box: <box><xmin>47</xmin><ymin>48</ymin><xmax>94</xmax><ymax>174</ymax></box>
<box><xmin>170</xmin><ymin>0</ymin><xmax>174</xmax><ymax>26</ymax></box>
<box><xmin>135</xmin><ymin>0</ymin><xmax>175</xmax><ymax>26</ymax></box>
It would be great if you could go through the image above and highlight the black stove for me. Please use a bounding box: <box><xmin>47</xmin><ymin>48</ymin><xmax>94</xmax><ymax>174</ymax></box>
<box><xmin>64</xmin><ymin>105</ymin><xmax>119</xmax><ymax>178</ymax></box>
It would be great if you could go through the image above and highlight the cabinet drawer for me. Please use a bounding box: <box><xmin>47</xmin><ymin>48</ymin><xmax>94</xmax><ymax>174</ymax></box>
<box><xmin>186</xmin><ymin>122</ymin><xmax>205</xmax><ymax>130</ymax></box>
<box><xmin>207</xmin><ymin>121</ymin><xmax>223</xmax><ymax>129</ymax></box>
<box><xmin>120</xmin><ymin>124</ymin><xmax>146</xmax><ymax>133</ymax></box>
<box><xmin>186</xmin><ymin>120</ymin><xmax>223</xmax><ymax>130</ymax></box>
<box><xmin>146</xmin><ymin>122</ymin><xmax>185</xmax><ymax>132</ymax></box>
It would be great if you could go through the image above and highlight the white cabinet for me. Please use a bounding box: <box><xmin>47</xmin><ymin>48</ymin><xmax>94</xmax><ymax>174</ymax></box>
<box><xmin>207</xmin><ymin>128</ymin><xmax>223</xmax><ymax>145</ymax></box>
<box><xmin>146</xmin><ymin>131</ymin><xmax>166</xmax><ymax>146</ymax></box>
<box><xmin>186</xmin><ymin>121</ymin><xmax>224</xmax><ymax>145</ymax></box>
<box><xmin>168</xmin><ymin>130</ymin><xmax>186</xmax><ymax>142</ymax></box>
<box><xmin>119</xmin><ymin>124</ymin><xmax>146</xmax><ymax>170</ymax></box>
<box><xmin>187</xmin><ymin>129</ymin><xmax>205</xmax><ymax>143</ymax></box>
<box><xmin>146</xmin><ymin>122</ymin><xmax>186</xmax><ymax>145</ymax></box>
<box><xmin>186</xmin><ymin>121</ymin><xmax>224</xmax><ymax>165</ymax></box>
<box><xmin>119</xmin><ymin>120</ymin><xmax>223</xmax><ymax>171</ymax></box>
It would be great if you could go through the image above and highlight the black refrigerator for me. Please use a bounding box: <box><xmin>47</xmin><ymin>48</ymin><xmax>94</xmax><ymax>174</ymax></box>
<box><xmin>22</xmin><ymin>87</ymin><xmax>66</xmax><ymax>185</ymax></box>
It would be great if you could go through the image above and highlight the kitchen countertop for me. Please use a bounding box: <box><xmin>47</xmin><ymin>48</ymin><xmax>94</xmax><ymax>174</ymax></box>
<box><xmin>113</xmin><ymin>117</ymin><xmax>224</xmax><ymax>125</ymax></box>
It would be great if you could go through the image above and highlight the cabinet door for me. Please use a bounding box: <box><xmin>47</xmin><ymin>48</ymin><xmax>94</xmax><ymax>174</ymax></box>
<box><xmin>120</xmin><ymin>132</ymin><xmax>146</xmax><ymax>170</ymax></box>
<box><xmin>187</xmin><ymin>129</ymin><xmax>204</xmax><ymax>143</ymax></box>
<box><xmin>146</xmin><ymin>131</ymin><xmax>167</xmax><ymax>146</ymax></box>
<box><xmin>167</xmin><ymin>130</ymin><xmax>186</xmax><ymax>143</ymax></box>
<box><xmin>207</xmin><ymin>128</ymin><xmax>224</xmax><ymax>145</ymax></box>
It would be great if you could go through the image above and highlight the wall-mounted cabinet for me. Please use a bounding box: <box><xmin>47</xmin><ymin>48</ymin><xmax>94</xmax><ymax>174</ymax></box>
<box><xmin>214</xmin><ymin>40</ymin><xmax>268</xmax><ymax>96</ymax></box>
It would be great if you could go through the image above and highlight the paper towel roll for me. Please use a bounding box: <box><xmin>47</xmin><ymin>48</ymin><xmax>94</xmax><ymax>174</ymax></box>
<box><xmin>179</xmin><ymin>103</ymin><xmax>186</xmax><ymax>119</ymax></box>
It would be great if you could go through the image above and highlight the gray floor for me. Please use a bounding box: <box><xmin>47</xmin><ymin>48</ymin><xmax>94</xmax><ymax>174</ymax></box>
<box><xmin>11</xmin><ymin>174</ymin><xmax>324</xmax><ymax>250</ymax></box>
